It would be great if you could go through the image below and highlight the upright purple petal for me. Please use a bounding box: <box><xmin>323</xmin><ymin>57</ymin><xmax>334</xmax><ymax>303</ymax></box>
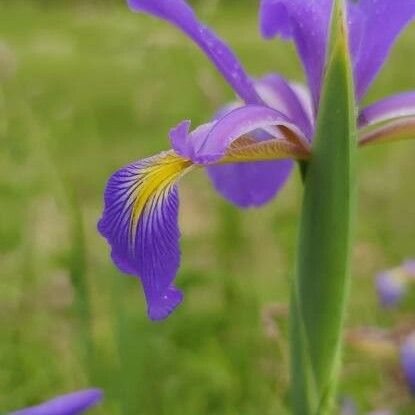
<box><xmin>9</xmin><ymin>389</ymin><xmax>103</xmax><ymax>415</ymax></box>
<box><xmin>351</xmin><ymin>0</ymin><xmax>415</xmax><ymax>100</ymax></box>
<box><xmin>256</xmin><ymin>74</ymin><xmax>314</xmax><ymax>139</ymax></box>
<box><xmin>127</xmin><ymin>0</ymin><xmax>261</xmax><ymax>104</ymax></box>
<box><xmin>359</xmin><ymin>92</ymin><xmax>415</xmax><ymax>128</ymax></box>
<box><xmin>260</xmin><ymin>0</ymin><xmax>415</xmax><ymax>102</ymax></box>
<box><xmin>259</xmin><ymin>0</ymin><xmax>333</xmax><ymax>108</ymax></box>
<box><xmin>207</xmin><ymin>159</ymin><xmax>293</xmax><ymax>208</ymax></box>
<box><xmin>401</xmin><ymin>333</ymin><xmax>415</xmax><ymax>396</ymax></box>
<box><xmin>98</xmin><ymin>151</ymin><xmax>193</xmax><ymax>320</ymax></box>
<box><xmin>376</xmin><ymin>271</ymin><xmax>406</xmax><ymax>308</ymax></box>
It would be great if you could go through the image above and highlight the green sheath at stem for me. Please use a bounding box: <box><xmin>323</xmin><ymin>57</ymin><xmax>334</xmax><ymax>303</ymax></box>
<box><xmin>290</xmin><ymin>1</ymin><xmax>357</xmax><ymax>414</ymax></box>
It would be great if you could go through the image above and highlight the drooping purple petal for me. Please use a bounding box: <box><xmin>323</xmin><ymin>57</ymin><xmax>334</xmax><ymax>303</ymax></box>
<box><xmin>127</xmin><ymin>0</ymin><xmax>261</xmax><ymax>104</ymax></box>
<box><xmin>401</xmin><ymin>333</ymin><xmax>415</xmax><ymax>396</ymax></box>
<box><xmin>259</xmin><ymin>0</ymin><xmax>332</xmax><ymax>108</ymax></box>
<box><xmin>376</xmin><ymin>271</ymin><xmax>407</xmax><ymax>308</ymax></box>
<box><xmin>359</xmin><ymin>92</ymin><xmax>415</xmax><ymax>128</ymax></box>
<box><xmin>207</xmin><ymin>159</ymin><xmax>294</xmax><ymax>208</ymax></box>
<box><xmin>351</xmin><ymin>0</ymin><xmax>415</xmax><ymax>100</ymax></box>
<box><xmin>256</xmin><ymin>74</ymin><xmax>314</xmax><ymax>138</ymax></box>
<box><xmin>193</xmin><ymin>105</ymin><xmax>306</xmax><ymax>164</ymax></box>
<box><xmin>98</xmin><ymin>151</ymin><xmax>193</xmax><ymax>320</ymax></box>
<box><xmin>9</xmin><ymin>389</ymin><xmax>103</xmax><ymax>415</ymax></box>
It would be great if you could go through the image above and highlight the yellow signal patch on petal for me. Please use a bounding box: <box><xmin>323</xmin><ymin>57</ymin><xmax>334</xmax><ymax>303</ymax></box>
<box><xmin>130</xmin><ymin>151</ymin><xmax>193</xmax><ymax>237</ymax></box>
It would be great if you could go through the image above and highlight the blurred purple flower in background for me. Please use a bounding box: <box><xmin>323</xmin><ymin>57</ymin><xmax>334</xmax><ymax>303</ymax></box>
<box><xmin>404</xmin><ymin>259</ymin><xmax>415</xmax><ymax>277</ymax></box>
<box><xmin>8</xmin><ymin>389</ymin><xmax>103</xmax><ymax>415</ymax></box>
<box><xmin>375</xmin><ymin>259</ymin><xmax>415</xmax><ymax>308</ymax></box>
<box><xmin>340</xmin><ymin>397</ymin><xmax>358</xmax><ymax>415</ymax></box>
<box><xmin>340</xmin><ymin>396</ymin><xmax>394</xmax><ymax>415</ymax></box>
<box><xmin>376</xmin><ymin>270</ymin><xmax>407</xmax><ymax>308</ymax></box>
<box><xmin>98</xmin><ymin>0</ymin><xmax>415</xmax><ymax>319</ymax></box>
<box><xmin>401</xmin><ymin>333</ymin><xmax>415</xmax><ymax>396</ymax></box>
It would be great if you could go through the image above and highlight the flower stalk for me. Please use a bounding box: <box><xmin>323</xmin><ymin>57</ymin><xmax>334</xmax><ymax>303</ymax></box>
<box><xmin>291</xmin><ymin>1</ymin><xmax>357</xmax><ymax>413</ymax></box>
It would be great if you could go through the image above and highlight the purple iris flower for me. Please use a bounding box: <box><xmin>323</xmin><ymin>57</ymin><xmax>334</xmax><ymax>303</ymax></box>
<box><xmin>8</xmin><ymin>389</ymin><xmax>103</xmax><ymax>415</ymax></box>
<box><xmin>376</xmin><ymin>270</ymin><xmax>407</xmax><ymax>308</ymax></box>
<box><xmin>400</xmin><ymin>333</ymin><xmax>415</xmax><ymax>396</ymax></box>
<box><xmin>98</xmin><ymin>0</ymin><xmax>415</xmax><ymax>320</ymax></box>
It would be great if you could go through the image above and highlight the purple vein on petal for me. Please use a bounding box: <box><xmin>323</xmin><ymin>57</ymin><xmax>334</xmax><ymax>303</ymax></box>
<box><xmin>127</xmin><ymin>0</ymin><xmax>262</xmax><ymax>104</ymax></box>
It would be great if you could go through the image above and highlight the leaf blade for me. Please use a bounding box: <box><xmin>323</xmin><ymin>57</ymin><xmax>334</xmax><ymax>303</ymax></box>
<box><xmin>292</xmin><ymin>0</ymin><xmax>357</xmax><ymax>412</ymax></box>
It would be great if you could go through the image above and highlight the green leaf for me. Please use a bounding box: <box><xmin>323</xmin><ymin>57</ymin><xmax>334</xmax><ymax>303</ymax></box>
<box><xmin>291</xmin><ymin>0</ymin><xmax>357</xmax><ymax>413</ymax></box>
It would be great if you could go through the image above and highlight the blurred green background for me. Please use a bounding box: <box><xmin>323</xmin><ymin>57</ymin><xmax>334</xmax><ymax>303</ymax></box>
<box><xmin>0</xmin><ymin>1</ymin><xmax>414</xmax><ymax>414</ymax></box>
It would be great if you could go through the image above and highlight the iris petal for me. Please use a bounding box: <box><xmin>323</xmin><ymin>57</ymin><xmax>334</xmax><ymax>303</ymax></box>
<box><xmin>170</xmin><ymin>104</ymin><xmax>307</xmax><ymax>208</ymax></box>
<box><xmin>260</xmin><ymin>0</ymin><xmax>415</xmax><ymax>103</ymax></box>
<box><xmin>207</xmin><ymin>160</ymin><xmax>294</xmax><ymax>208</ymax></box>
<box><xmin>221</xmin><ymin>136</ymin><xmax>308</xmax><ymax>163</ymax></box>
<box><xmin>259</xmin><ymin>0</ymin><xmax>332</xmax><ymax>108</ymax></box>
<box><xmin>205</xmin><ymin>129</ymin><xmax>304</xmax><ymax>208</ymax></box>
<box><xmin>352</xmin><ymin>0</ymin><xmax>415</xmax><ymax>100</ymax></box>
<box><xmin>256</xmin><ymin>74</ymin><xmax>314</xmax><ymax>138</ymax></box>
<box><xmin>203</xmin><ymin>79</ymin><xmax>310</xmax><ymax>208</ymax></box>
<box><xmin>193</xmin><ymin>105</ymin><xmax>308</xmax><ymax>163</ymax></box>
<box><xmin>9</xmin><ymin>389</ymin><xmax>103</xmax><ymax>415</ymax></box>
<box><xmin>98</xmin><ymin>151</ymin><xmax>193</xmax><ymax>320</ymax></box>
<box><xmin>359</xmin><ymin>92</ymin><xmax>415</xmax><ymax>128</ymax></box>
<box><xmin>359</xmin><ymin>116</ymin><xmax>415</xmax><ymax>146</ymax></box>
<box><xmin>127</xmin><ymin>0</ymin><xmax>261</xmax><ymax>104</ymax></box>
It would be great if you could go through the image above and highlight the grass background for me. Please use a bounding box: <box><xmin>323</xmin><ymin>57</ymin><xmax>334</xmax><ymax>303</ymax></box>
<box><xmin>0</xmin><ymin>1</ymin><xmax>414</xmax><ymax>413</ymax></box>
